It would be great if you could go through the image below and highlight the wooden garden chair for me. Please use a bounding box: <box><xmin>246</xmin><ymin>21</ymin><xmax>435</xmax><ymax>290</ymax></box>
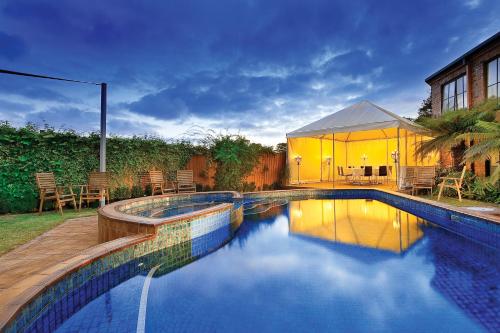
<box><xmin>148</xmin><ymin>170</ymin><xmax>176</xmax><ymax>195</ymax></box>
<box><xmin>176</xmin><ymin>170</ymin><xmax>196</xmax><ymax>193</ymax></box>
<box><xmin>35</xmin><ymin>172</ymin><xmax>77</xmax><ymax>215</ymax></box>
<box><xmin>79</xmin><ymin>172</ymin><xmax>110</xmax><ymax>210</ymax></box>
<box><xmin>437</xmin><ymin>166</ymin><xmax>467</xmax><ymax>202</ymax></box>
<box><xmin>398</xmin><ymin>166</ymin><xmax>416</xmax><ymax>194</ymax></box>
<box><xmin>411</xmin><ymin>166</ymin><xmax>436</xmax><ymax>197</ymax></box>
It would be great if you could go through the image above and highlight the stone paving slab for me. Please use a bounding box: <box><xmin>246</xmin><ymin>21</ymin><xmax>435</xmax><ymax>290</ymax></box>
<box><xmin>0</xmin><ymin>216</ymin><xmax>98</xmax><ymax>307</ymax></box>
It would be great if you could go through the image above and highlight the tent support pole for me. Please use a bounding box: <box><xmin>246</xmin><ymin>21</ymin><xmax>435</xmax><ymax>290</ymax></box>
<box><xmin>414</xmin><ymin>133</ymin><xmax>417</xmax><ymax>165</ymax></box>
<box><xmin>320</xmin><ymin>137</ymin><xmax>323</xmax><ymax>182</ymax></box>
<box><xmin>405</xmin><ymin>130</ymin><xmax>408</xmax><ymax>167</ymax></box>
<box><xmin>381</xmin><ymin>129</ymin><xmax>389</xmax><ymax>172</ymax></box>
<box><xmin>345</xmin><ymin>141</ymin><xmax>348</xmax><ymax>169</ymax></box>
<box><xmin>332</xmin><ymin>133</ymin><xmax>335</xmax><ymax>189</ymax></box>
<box><xmin>286</xmin><ymin>139</ymin><xmax>290</xmax><ymax>185</ymax></box>
<box><xmin>397</xmin><ymin>128</ymin><xmax>400</xmax><ymax>190</ymax></box>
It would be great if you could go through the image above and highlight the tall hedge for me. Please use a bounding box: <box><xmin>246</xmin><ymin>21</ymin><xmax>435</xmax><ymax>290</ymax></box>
<box><xmin>0</xmin><ymin>122</ymin><xmax>195</xmax><ymax>213</ymax></box>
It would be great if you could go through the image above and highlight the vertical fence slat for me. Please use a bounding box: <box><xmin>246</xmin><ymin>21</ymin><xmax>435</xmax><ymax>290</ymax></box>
<box><xmin>186</xmin><ymin>153</ymin><xmax>285</xmax><ymax>190</ymax></box>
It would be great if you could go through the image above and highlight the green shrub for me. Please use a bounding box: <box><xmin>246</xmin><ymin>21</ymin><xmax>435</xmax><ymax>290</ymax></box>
<box><xmin>131</xmin><ymin>185</ymin><xmax>145</xmax><ymax>198</ymax></box>
<box><xmin>205</xmin><ymin>134</ymin><xmax>273</xmax><ymax>191</ymax></box>
<box><xmin>0</xmin><ymin>122</ymin><xmax>195</xmax><ymax>213</ymax></box>
<box><xmin>111</xmin><ymin>186</ymin><xmax>132</xmax><ymax>201</ymax></box>
<box><xmin>464</xmin><ymin>177</ymin><xmax>500</xmax><ymax>203</ymax></box>
<box><xmin>434</xmin><ymin>167</ymin><xmax>500</xmax><ymax>203</ymax></box>
<box><xmin>242</xmin><ymin>182</ymin><xmax>256</xmax><ymax>192</ymax></box>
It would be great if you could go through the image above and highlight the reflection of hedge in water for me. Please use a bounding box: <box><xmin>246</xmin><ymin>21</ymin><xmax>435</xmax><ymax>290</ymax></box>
<box><xmin>234</xmin><ymin>204</ymin><xmax>288</xmax><ymax>248</ymax></box>
<box><xmin>243</xmin><ymin>199</ymin><xmax>288</xmax><ymax>219</ymax></box>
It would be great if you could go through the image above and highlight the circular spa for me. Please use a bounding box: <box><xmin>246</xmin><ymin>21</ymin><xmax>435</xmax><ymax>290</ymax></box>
<box><xmin>4</xmin><ymin>190</ymin><xmax>500</xmax><ymax>333</ymax></box>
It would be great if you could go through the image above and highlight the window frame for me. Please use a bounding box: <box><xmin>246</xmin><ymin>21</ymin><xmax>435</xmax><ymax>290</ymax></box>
<box><xmin>486</xmin><ymin>56</ymin><xmax>499</xmax><ymax>105</ymax></box>
<box><xmin>441</xmin><ymin>74</ymin><xmax>467</xmax><ymax>112</ymax></box>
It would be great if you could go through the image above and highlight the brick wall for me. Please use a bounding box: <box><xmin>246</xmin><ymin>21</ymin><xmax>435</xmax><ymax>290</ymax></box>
<box><xmin>427</xmin><ymin>35</ymin><xmax>499</xmax><ymax>176</ymax></box>
<box><xmin>428</xmin><ymin>37</ymin><xmax>500</xmax><ymax>116</ymax></box>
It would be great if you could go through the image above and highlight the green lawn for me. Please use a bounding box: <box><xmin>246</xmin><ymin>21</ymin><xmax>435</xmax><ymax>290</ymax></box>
<box><xmin>0</xmin><ymin>209</ymin><xmax>97</xmax><ymax>256</ymax></box>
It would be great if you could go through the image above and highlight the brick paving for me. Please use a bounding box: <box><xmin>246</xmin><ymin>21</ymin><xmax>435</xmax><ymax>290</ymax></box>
<box><xmin>0</xmin><ymin>216</ymin><xmax>98</xmax><ymax>311</ymax></box>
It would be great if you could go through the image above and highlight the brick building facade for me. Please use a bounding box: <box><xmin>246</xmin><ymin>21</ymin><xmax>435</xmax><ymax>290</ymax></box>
<box><xmin>425</xmin><ymin>32</ymin><xmax>500</xmax><ymax>176</ymax></box>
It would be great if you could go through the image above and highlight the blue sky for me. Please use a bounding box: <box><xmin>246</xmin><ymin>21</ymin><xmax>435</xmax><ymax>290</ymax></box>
<box><xmin>0</xmin><ymin>0</ymin><xmax>498</xmax><ymax>145</ymax></box>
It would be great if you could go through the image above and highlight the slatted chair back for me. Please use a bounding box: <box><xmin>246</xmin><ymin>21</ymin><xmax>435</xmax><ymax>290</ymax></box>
<box><xmin>378</xmin><ymin>166</ymin><xmax>388</xmax><ymax>177</ymax></box>
<box><xmin>88</xmin><ymin>172</ymin><xmax>109</xmax><ymax>191</ymax></box>
<box><xmin>177</xmin><ymin>170</ymin><xmax>194</xmax><ymax>187</ymax></box>
<box><xmin>364</xmin><ymin>166</ymin><xmax>372</xmax><ymax>177</ymax></box>
<box><xmin>416</xmin><ymin>167</ymin><xmax>435</xmax><ymax>185</ymax></box>
<box><xmin>401</xmin><ymin>167</ymin><xmax>416</xmax><ymax>188</ymax></box>
<box><xmin>457</xmin><ymin>165</ymin><xmax>467</xmax><ymax>187</ymax></box>
<box><xmin>149</xmin><ymin>170</ymin><xmax>164</xmax><ymax>185</ymax></box>
<box><xmin>36</xmin><ymin>172</ymin><xmax>57</xmax><ymax>193</ymax></box>
<box><xmin>337</xmin><ymin>166</ymin><xmax>342</xmax><ymax>176</ymax></box>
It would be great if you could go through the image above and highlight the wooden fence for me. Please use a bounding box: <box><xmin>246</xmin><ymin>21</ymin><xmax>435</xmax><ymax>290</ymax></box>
<box><xmin>185</xmin><ymin>153</ymin><xmax>286</xmax><ymax>190</ymax></box>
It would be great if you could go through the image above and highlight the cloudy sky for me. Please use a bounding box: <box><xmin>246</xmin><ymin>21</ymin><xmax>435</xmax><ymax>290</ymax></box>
<box><xmin>0</xmin><ymin>0</ymin><xmax>498</xmax><ymax>145</ymax></box>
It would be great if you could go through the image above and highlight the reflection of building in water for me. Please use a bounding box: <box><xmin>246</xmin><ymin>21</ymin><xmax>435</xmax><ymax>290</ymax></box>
<box><xmin>427</xmin><ymin>228</ymin><xmax>500</xmax><ymax>333</ymax></box>
<box><xmin>289</xmin><ymin>199</ymin><xmax>424</xmax><ymax>254</ymax></box>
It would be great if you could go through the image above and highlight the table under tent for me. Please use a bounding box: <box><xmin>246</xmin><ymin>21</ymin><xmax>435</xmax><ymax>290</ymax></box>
<box><xmin>286</xmin><ymin>101</ymin><xmax>439</xmax><ymax>189</ymax></box>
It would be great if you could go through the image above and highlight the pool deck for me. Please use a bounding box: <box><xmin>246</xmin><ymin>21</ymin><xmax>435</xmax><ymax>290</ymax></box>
<box><xmin>0</xmin><ymin>216</ymin><xmax>99</xmax><ymax>322</ymax></box>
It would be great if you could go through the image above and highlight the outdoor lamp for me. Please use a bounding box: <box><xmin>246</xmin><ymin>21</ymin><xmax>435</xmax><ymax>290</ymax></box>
<box><xmin>391</xmin><ymin>150</ymin><xmax>399</xmax><ymax>163</ymax></box>
<box><xmin>325</xmin><ymin>156</ymin><xmax>332</xmax><ymax>182</ymax></box>
<box><xmin>391</xmin><ymin>150</ymin><xmax>400</xmax><ymax>190</ymax></box>
<box><xmin>361</xmin><ymin>154</ymin><xmax>368</xmax><ymax>166</ymax></box>
<box><xmin>294</xmin><ymin>155</ymin><xmax>302</xmax><ymax>184</ymax></box>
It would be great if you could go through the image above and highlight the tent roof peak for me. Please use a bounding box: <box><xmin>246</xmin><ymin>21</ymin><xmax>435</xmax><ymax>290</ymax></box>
<box><xmin>286</xmin><ymin>100</ymin><xmax>426</xmax><ymax>138</ymax></box>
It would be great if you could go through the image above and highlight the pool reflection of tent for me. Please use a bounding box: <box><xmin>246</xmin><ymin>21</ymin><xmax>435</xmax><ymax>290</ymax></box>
<box><xmin>286</xmin><ymin>101</ymin><xmax>438</xmax><ymax>184</ymax></box>
<box><xmin>288</xmin><ymin>199</ymin><xmax>424</xmax><ymax>257</ymax></box>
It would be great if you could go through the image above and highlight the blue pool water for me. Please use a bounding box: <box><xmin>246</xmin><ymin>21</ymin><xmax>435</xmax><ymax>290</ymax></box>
<box><xmin>46</xmin><ymin>199</ymin><xmax>499</xmax><ymax>332</ymax></box>
<box><xmin>125</xmin><ymin>201</ymin><xmax>223</xmax><ymax>218</ymax></box>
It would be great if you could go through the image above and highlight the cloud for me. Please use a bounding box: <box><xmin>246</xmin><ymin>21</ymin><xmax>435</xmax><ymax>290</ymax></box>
<box><xmin>464</xmin><ymin>0</ymin><xmax>481</xmax><ymax>9</ymax></box>
<box><xmin>0</xmin><ymin>99</ymin><xmax>32</xmax><ymax>112</ymax></box>
<box><xmin>0</xmin><ymin>0</ymin><xmax>499</xmax><ymax>144</ymax></box>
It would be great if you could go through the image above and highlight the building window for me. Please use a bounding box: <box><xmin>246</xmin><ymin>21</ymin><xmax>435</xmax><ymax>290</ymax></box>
<box><xmin>487</xmin><ymin>57</ymin><xmax>499</xmax><ymax>104</ymax></box>
<box><xmin>485</xmin><ymin>159</ymin><xmax>491</xmax><ymax>177</ymax></box>
<box><xmin>442</xmin><ymin>75</ymin><xmax>467</xmax><ymax>112</ymax></box>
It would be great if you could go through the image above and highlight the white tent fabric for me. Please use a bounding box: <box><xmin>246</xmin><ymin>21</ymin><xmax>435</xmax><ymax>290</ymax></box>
<box><xmin>286</xmin><ymin>100</ymin><xmax>428</xmax><ymax>138</ymax></box>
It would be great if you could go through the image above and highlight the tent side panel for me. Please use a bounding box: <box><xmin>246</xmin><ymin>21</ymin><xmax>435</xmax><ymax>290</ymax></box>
<box><xmin>287</xmin><ymin>137</ymin><xmax>322</xmax><ymax>183</ymax></box>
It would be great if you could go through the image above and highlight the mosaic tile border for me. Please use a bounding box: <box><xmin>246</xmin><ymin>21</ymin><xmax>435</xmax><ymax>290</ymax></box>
<box><xmin>2</xmin><ymin>193</ymin><xmax>243</xmax><ymax>333</ymax></box>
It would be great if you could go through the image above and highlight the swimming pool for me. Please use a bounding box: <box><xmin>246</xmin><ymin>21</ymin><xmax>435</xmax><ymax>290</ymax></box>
<box><xmin>35</xmin><ymin>197</ymin><xmax>498</xmax><ymax>333</ymax></box>
<box><xmin>123</xmin><ymin>200</ymin><xmax>224</xmax><ymax>218</ymax></box>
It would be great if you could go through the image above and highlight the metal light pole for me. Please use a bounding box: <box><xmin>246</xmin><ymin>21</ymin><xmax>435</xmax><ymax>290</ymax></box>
<box><xmin>0</xmin><ymin>69</ymin><xmax>107</xmax><ymax>206</ymax></box>
<box><xmin>99</xmin><ymin>83</ymin><xmax>107</xmax><ymax>207</ymax></box>
<box><xmin>294</xmin><ymin>156</ymin><xmax>302</xmax><ymax>184</ymax></box>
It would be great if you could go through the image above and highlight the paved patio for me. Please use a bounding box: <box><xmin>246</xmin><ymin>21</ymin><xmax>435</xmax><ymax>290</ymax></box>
<box><xmin>0</xmin><ymin>216</ymin><xmax>98</xmax><ymax>312</ymax></box>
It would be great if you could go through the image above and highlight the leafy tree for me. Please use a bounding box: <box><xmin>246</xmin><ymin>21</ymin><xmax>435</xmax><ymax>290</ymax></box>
<box><xmin>205</xmin><ymin>133</ymin><xmax>273</xmax><ymax>191</ymax></box>
<box><xmin>275</xmin><ymin>142</ymin><xmax>287</xmax><ymax>153</ymax></box>
<box><xmin>416</xmin><ymin>99</ymin><xmax>498</xmax><ymax>179</ymax></box>
<box><xmin>458</xmin><ymin>119</ymin><xmax>500</xmax><ymax>182</ymax></box>
<box><xmin>415</xmin><ymin>94</ymin><xmax>433</xmax><ymax>123</ymax></box>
